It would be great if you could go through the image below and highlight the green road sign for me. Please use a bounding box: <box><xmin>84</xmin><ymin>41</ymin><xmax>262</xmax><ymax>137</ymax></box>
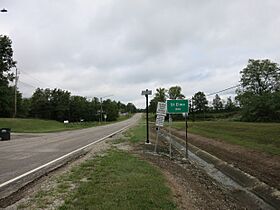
<box><xmin>167</xmin><ymin>99</ymin><xmax>189</xmax><ymax>114</ymax></box>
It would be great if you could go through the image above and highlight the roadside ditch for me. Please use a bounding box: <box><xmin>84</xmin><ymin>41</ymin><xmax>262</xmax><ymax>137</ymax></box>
<box><xmin>152</xmin><ymin>126</ymin><xmax>280</xmax><ymax>210</ymax></box>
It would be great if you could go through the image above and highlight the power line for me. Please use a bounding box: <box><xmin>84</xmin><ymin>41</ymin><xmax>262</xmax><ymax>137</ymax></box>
<box><xmin>187</xmin><ymin>84</ymin><xmax>241</xmax><ymax>100</ymax></box>
<box><xmin>20</xmin><ymin>70</ymin><xmax>64</xmax><ymax>89</ymax></box>
<box><xmin>206</xmin><ymin>84</ymin><xmax>241</xmax><ymax>97</ymax></box>
<box><xmin>18</xmin><ymin>80</ymin><xmax>37</xmax><ymax>89</ymax></box>
<box><xmin>20</xmin><ymin>70</ymin><xmax>52</xmax><ymax>88</ymax></box>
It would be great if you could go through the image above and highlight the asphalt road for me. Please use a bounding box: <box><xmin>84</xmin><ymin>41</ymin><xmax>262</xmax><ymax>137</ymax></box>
<box><xmin>0</xmin><ymin>114</ymin><xmax>141</xmax><ymax>186</ymax></box>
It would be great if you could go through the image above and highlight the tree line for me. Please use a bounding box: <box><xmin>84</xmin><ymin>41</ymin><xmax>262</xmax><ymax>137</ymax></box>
<box><xmin>0</xmin><ymin>35</ymin><xmax>137</xmax><ymax>122</ymax></box>
<box><xmin>149</xmin><ymin>59</ymin><xmax>280</xmax><ymax>122</ymax></box>
<box><xmin>19</xmin><ymin>88</ymin><xmax>137</xmax><ymax>122</ymax></box>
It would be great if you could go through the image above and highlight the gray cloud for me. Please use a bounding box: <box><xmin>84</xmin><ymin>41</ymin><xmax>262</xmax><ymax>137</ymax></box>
<box><xmin>1</xmin><ymin>0</ymin><xmax>280</xmax><ymax>108</ymax></box>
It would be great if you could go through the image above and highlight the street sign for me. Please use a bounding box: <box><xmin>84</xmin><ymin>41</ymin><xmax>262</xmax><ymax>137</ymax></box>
<box><xmin>141</xmin><ymin>90</ymin><xmax>152</xmax><ymax>95</ymax></box>
<box><xmin>141</xmin><ymin>89</ymin><xmax>152</xmax><ymax>144</ymax></box>
<box><xmin>156</xmin><ymin>115</ymin><xmax>165</xmax><ymax>127</ymax></box>
<box><xmin>167</xmin><ymin>99</ymin><xmax>189</xmax><ymax>114</ymax></box>
<box><xmin>156</xmin><ymin>102</ymin><xmax>166</xmax><ymax>116</ymax></box>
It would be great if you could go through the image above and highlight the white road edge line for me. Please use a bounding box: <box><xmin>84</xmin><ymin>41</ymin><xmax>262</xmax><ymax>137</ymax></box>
<box><xmin>0</xmin><ymin>125</ymin><xmax>130</xmax><ymax>189</ymax></box>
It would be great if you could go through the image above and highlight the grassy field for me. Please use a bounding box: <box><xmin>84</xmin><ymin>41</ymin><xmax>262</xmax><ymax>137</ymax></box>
<box><xmin>0</xmin><ymin>115</ymin><xmax>131</xmax><ymax>133</ymax></box>
<box><xmin>171</xmin><ymin>121</ymin><xmax>280</xmax><ymax>155</ymax></box>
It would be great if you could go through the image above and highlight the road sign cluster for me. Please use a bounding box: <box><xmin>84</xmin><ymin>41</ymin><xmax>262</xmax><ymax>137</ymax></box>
<box><xmin>154</xmin><ymin>99</ymin><xmax>189</xmax><ymax>158</ymax></box>
<box><xmin>155</xmin><ymin>99</ymin><xmax>189</xmax><ymax>127</ymax></box>
<box><xmin>156</xmin><ymin>102</ymin><xmax>166</xmax><ymax>127</ymax></box>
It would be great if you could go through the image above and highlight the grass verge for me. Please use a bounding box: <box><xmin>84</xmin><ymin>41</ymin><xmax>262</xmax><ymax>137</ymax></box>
<box><xmin>19</xmin><ymin>149</ymin><xmax>176</xmax><ymax>210</ymax></box>
<box><xmin>59</xmin><ymin>150</ymin><xmax>176</xmax><ymax>210</ymax></box>
<box><xmin>171</xmin><ymin>121</ymin><xmax>280</xmax><ymax>155</ymax></box>
<box><xmin>17</xmin><ymin>118</ymin><xmax>176</xmax><ymax>209</ymax></box>
<box><xmin>124</xmin><ymin>121</ymin><xmax>146</xmax><ymax>143</ymax></box>
<box><xmin>0</xmin><ymin>115</ymin><xmax>132</xmax><ymax>133</ymax></box>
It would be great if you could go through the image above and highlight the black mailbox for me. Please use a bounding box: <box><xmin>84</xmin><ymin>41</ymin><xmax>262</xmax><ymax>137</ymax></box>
<box><xmin>0</xmin><ymin>128</ymin><xmax>11</xmax><ymax>140</ymax></box>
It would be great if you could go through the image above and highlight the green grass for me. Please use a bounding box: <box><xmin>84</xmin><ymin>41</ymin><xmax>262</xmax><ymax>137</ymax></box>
<box><xmin>17</xmin><ymin>119</ymin><xmax>177</xmax><ymax>209</ymax></box>
<box><xmin>0</xmin><ymin>115</ymin><xmax>132</xmax><ymax>133</ymax></box>
<box><xmin>171</xmin><ymin>121</ymin><xmax>280</xmax><ymax>155</ymax></box>
<box><xmin>125</xmin><ymin>121</ymin><xmax>146</xmax><ymax>143</ymax></box>
<box><xmin>0</xmin><ymin>118</ymin><xmax>69</xmax><ymax>133</ymax></box>
<box><xmin>56</xmin><ymin>150</ymin><xmax>176</xmax><ymax>210</ymax></box>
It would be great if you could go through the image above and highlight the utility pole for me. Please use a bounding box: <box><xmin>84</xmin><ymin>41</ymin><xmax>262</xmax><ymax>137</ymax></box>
<box><xmin>99</xmin><ymin>94</ymin><xmax>113</xmax><ymax>123</ymax></box>
<box><xmin>13</xmin><ymin>67</ymin><xmax>18</xmax><ymax>118</ymax></box>
<box><xmin>100</xmin><ymin>97</ymin><xmax>103</xmax><ymax>123</ymax></box>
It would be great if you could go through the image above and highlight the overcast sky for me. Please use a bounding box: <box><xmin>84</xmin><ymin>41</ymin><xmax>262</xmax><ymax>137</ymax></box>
<box><xmin>1</xmin><ymin>0</ymin><xmax>280</xmax><ymax>108</ymax></box>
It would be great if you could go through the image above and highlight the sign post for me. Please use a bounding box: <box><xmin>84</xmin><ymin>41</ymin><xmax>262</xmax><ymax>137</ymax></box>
<box><xmin>154</xmin><ymin>102</ymin><xmax>166</xmax><ymax>153</ymax></box>
<box><xmin>184</xmin><ymin>113</ymin><xmax>188</xmax><ymax>158</ymax></box>
<box><xmin>167</xmin><ymin>99</ymin><xmax>189</xmax><ymax>158</ymax></box>
<box><xmin>169</xmin><ymin>114</ymin><xmax>172</xmax><ymax>158</ymax></box>
<box><xmin>141</xmin><ymin>89</ymin><xmax>152</xmax><ymax>144</ymax></box>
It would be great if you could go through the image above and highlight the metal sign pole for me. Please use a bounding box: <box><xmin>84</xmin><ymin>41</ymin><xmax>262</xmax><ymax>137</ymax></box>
<box><xmin>169</xmin><ymin>114</ymin><xmax>172</xmax><ymax>159</ymax></box>
<box><xmin>145</xmin><ymin>94</ymin><xmax>149</xmax><ymax>144</ymax></box>
<box><xmin>185</xmin><ymin>113</ymin><xmax>188</xmax><ymax>158</ymax></box>
<box><xmin>154</xmin><ymin>127</ymin><xmax>159</xmax><ymax>153</ymax></box>
<box><xmin>141</xmin><ymin>89</ymin><xmax>152</xmax><ymax>144</ymax></box>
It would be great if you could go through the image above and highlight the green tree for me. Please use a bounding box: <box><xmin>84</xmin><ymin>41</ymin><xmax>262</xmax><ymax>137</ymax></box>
<box><xmin>192</xmin><ymin>91</ymin><xmax>208</xmax><ymax>112</ymax></box>
<box><xmin>149</xmin><ymin>87</ymin><xmax>168</xmax><ymax>113</ymax></box>
<box><xmin>50</xmin><ymin>89</ymin><xmax>71</xmax><ymax>121</ymax></box>
<box><xmin>69</xmin><ymin>96</ymin><xmax>88</xmax><ymax>122</ymax></box>
<box><xmin>239</xmin><ymin>59</ymin><xmax>280</xmax><ymax>94</ymax></box>
<box><xmin>224</xmin><ymin>97</ymin><xmax>236</xmax><ymax>112</ymax></box>
<box><xmin>90</xmin><ymin>97</ymin><xmax>100</xmax><ymax>121</ymax></box>
<box><xmin>168</xmin><ymin>86</ymin><xmax>185</xmax><ymax>99</ymax></box>
<box><xmin>126</xmin><ymin>103</ymin><xmax>137</xmax><ymax>113</ymax></box>
<box><xmin>117</xmin><ymin>101</ymin><xmax>127</xmax><ymax>113</ymax></box>
<box><xmin>212</xmin><ymin>94</ymin><xmax>223</xmax><ymax>111</ymax></box>
<box><xmin>17</xmin><ymin>98</ymin><xmax>31</xmax><ymax>118</ymax></box>
<box><xmin>102</xmin><ymin>99</ymin><xmax>119</xmax><ymax>121</ymax></box>
<box><xmin>0</xmin><ymin>35</ymin><xmax>16</xmax><ymax>86</ymax></box>
<box><xmin>236</xmin><ymin>59</ymin><xmax>280</xmax><ymax>121</ymax></box>
<box><xmin>155</xmin><ymin>87</ymin><xmax>167</xmax><ymax>101</ymax></box>
<box><xmin>30</xmin><ymin>88</ymin><xmax>52</xmax><ymax>119</ymax></box>
<box><xmin>148</xmin><ymin>98</ymin><xmax>157</xmax><ymax>113</ymax></box>
<box><xmin>0</xmin><ymin>35</ymin><xmax>17</xmax><ymax>117</ymax></box>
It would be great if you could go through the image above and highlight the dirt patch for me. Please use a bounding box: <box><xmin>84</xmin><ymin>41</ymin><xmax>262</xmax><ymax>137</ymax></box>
<box><xmin>129</xmin><ymin>129</ymin><xmax>266</xmax><ymax>210</ymax></box>
<box><xmin>141</xmin><ymin>153</ymin><xmax>255</xmax><ymax>210</ymax></box>
<box><xmin>167</xmin><ymin>127</ymin><xmax>280</xmax><ymax>191</ymax></box>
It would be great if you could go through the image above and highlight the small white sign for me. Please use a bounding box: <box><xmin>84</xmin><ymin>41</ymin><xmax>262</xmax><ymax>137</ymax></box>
<box><xmin>64</xmin><ymin>120</ymin><xmax>69</xmax><ymax>124</ymax></box>
<box><xmin>156</xmin><ymin>102</ymin><xmax>167</xmax><ymax>116</ymax></box>
<box><xmin>156</xmin><ymin>115</ymin><xmax>165</xmax><ymax>127</ymax></box>
<box><xmin>104</xmin><ymin>114</ymin><xmax>107</xmax><ymax>119</ymax></box>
